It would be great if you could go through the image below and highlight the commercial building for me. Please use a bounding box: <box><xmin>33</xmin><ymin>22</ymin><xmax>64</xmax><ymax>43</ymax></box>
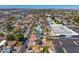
<box><xmin>50</xmin><ymin>25</ymin><xmax>79</xmax><ymax>38</ymax></box>
<box><xmin>46</xmin><ymin>17</ymin><xmax>79</xmax><ymax>38</ymax></box>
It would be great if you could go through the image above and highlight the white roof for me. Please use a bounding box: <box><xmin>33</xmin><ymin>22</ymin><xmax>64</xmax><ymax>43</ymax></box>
<box><xmin>51</xmin><ymin>25</ymin><xmax>79</xmax><ymax>36</ymax></box>
<box><xmin>46</xmin><ymin>17</ymin><xmax>56</xmax><ymax>24</ymax></box>
<box><xmin>46</xmin><ymin>17</ymin><xmax>79</xmax><ymax>37</ymax></box>
<box><xmin>0</xmin><ymin>40</ymin><xmax>6</xmax><ymax>46</ymax></box>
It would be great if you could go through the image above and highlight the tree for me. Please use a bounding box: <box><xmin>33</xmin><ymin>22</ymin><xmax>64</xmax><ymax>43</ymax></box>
<box><xmin>43</xmin><ymin>46</ymin><xmax>49</xmax><ymax>53</ymax></box>
<box><xmin>6</xmin><ymin>34</ymin><xmax>14</xmax><ymax>41</ymax></box>
<box><xmin>6</xmin><ymin>23</ymin><xmax>13</xmax><ymax>32</ymax></box>
<box><xmin>73</xmin><ymin>16</ymin><xmax>79</xmax><ymax>24</ymax></box>
<box><xmin>35</xmin><ymin>39</ymin><xmax>42</xmax><ymax>45</ymax></box>
<box><xmin>14</xmin><ymin>34</ymin><xmax>24</xmax><ymax>41</ymax></box>
<box><xmin>0</xmin><ymin>33</ymin><xmax>4</xmax><ymax>37</ymax></box>
<box><xmin>7</xmin><ymin>17</ymin><xmax>16</xmax><ymax>21</ymax></box>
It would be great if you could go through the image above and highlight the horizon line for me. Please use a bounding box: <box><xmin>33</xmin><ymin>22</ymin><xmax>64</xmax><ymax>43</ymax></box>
<box><xmin>0</xmin><ymin>5</ymin><xmax>79</xmax><ymax>9</ymax></box>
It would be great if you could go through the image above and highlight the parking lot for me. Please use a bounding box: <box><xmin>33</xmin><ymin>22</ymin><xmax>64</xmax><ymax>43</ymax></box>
<box><xmin>53</xmin><ymin>39</ymin><xmax>79</xmax><ymax>53</ymax></box>
<box><xmin>68</xmin><ymin>26</ymin><xmax>79</xmax><ymax>34</ymax></box>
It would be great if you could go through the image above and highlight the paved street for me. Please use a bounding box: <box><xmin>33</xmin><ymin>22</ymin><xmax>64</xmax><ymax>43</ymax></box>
<box><xmin>53</xmin><ymin>39</ymin><xmax>79</xmax><ymax>53</ymax></box>
<box><xmin>17</xmin><ymin>19</ymin><xmax>35</xmax><ymax>53</ymax></box>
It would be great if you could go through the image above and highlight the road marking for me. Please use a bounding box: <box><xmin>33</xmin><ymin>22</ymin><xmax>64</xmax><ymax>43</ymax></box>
<box><xmin>73</xmin><ymin>41</ymin><xmax>78</xmax><ymax>45</ymax></box>
<box><xmin>59</xmin><ymin>41</ymin><xmax>63</xmax><ymax>45</ymax></box>
<box><xmin>62</xmin><ymin>47</ymin><xmax>67</xmax><ymax>53</ymax></box>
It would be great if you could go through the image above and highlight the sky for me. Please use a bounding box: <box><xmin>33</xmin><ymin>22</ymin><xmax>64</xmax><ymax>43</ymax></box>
<box><xmin>0</xmin><ymin>5</ymin><xmax>79</xmax><ymax>9</ymax></box>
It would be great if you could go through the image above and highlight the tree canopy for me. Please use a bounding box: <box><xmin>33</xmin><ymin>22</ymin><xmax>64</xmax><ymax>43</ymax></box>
<box><xmin>14</xmin><ymin>34</ymin><xmax>24</xmax><ymax>40</ymax></box>
<box><xmin>0</xmin><ymin>33</ymin><xmax>5</xmax><ymax>37</ymax></box>
<box><xmin>73</xmin><ymin>16</ymin><xmax>79</xmax><ymax>23</ymax></box>
<box><xmin>6</xmin><ymin>34</ymin><xmax>14</xmax><ymax>41</ymax></box>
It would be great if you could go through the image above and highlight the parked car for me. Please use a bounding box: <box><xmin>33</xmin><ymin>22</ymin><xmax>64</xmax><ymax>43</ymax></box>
<box><xmin>1</xmin><ymin>47</ymin><xmax>12</xmax><ymax>53</ymax></box>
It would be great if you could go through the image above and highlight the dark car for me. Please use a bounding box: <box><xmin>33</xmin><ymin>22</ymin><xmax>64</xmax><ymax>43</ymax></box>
<box><xmin>20</xmin><ymin>38</ymin><xmax>28</xmax><ymax>44</ymax></box>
